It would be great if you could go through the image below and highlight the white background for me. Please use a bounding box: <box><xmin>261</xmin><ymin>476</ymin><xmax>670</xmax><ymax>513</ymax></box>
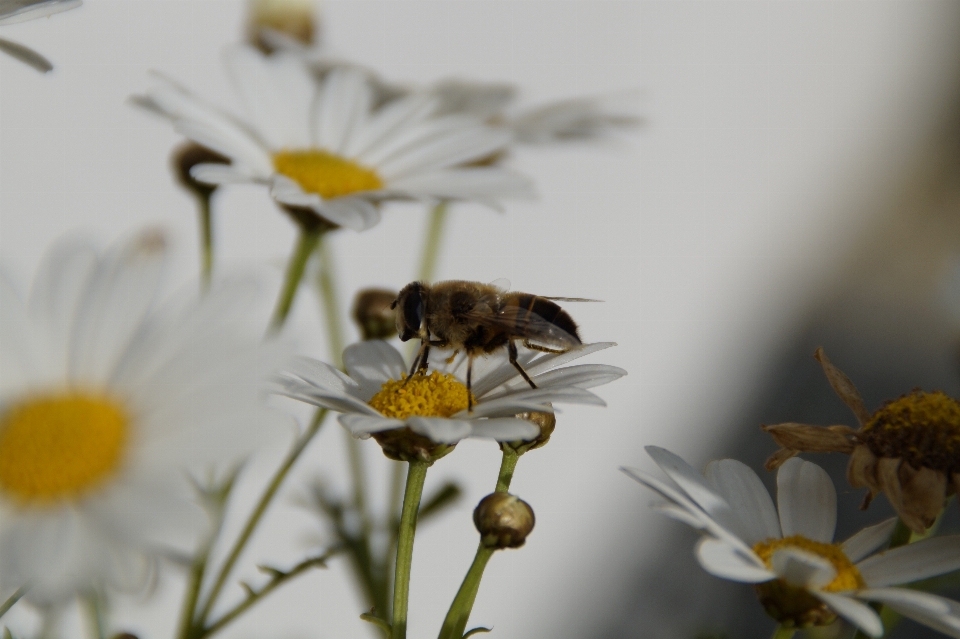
<box><xmin>2</xmin><ymin>1</ymin><xmax>960</xmax><ymax>638</ymax></box>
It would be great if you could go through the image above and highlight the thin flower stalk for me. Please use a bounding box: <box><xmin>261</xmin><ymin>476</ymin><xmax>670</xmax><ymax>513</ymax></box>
<box><xmin>392</xmin><ymin>460</ymin><xmax>429</xmax><ymax>639</ymax></box>
<box><xmin>438</xmin><ymin>444</ymin><xmax>522</xmax><ymax>639</ymax></box>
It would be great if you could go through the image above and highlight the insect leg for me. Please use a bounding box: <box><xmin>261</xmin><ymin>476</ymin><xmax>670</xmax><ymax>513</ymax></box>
<box><xmin>467</xmin><ymin>355</ymin><xmax>474</xmax><ymax>412</ymax></box>
<box><xmin>403</xmin><ymin>341</ymin><xmax>430</xmax><ymax>386</ymax></box>
<box><xmin>509</xmin><ymin>340</ymin><xmax>538</xmax><ymax>389</ymax></box>
<box><xmin>522</xmin><ymin>339</ymin><xmax>567</xmax><ymax>355</ymax></box>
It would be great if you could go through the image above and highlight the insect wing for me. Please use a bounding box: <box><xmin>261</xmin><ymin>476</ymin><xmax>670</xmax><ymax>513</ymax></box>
<box><xmin>467</xmin><ymin>304</ymin><xmax>581</xmax><ymax>350</ymax></box>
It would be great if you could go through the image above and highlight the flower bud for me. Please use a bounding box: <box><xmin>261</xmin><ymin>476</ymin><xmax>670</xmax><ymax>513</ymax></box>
<box><xmin>473</xmin><ymin>492</ymin><xmax>535</xmax><ymax>549</ymax></box>
<box><xmin>171</xmin><ymin>143</ymin><xmax>229</xmax><ymax>199</ymax></box>
<box><xmin>371</xmin><ymin>428</ymin><xmax>454</xmax><ymax>464</ymax></box>
<box><xmin>502</xmin><ymin>406</ymin><xmax>556</xmax><ymax>455</ymax></box>
<box><xmin>246</xmin><ymin>0</ymin><xmax>317</xmax><ymax>53</ymax></box>
<box><xmin>352</xmin><ymin>288</ymin><xmax>399</xmax><ymax>340</ymax></box>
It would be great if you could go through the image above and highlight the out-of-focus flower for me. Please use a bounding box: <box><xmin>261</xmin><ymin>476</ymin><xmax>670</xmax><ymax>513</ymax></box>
<box><xmin>623</xmin><ymin>448</ymin><xmax>960</xmax><ymax>637</ymax></box>
<box><xmin>273</xmin><ymin>340</ymin><xmax>624</xmax><ymax>462</ymax></box>
<box><xmin>763</xmin><ymin>347</ymin><xmax>960</xmax><ymax>533</ymax></box>
<box><xmin>428</xmin><ymin>79</ymin><xmax>641</xmax><ymax>145</ymax></box>
<box><xmin>0</xmin><ymin>232</ymin><xmax>282</xmax><ymax>603</ymax></box>
<box><xmin>246</xmin><ymin>0</ymin><xmax>316</xmax><ymax>54</ymax></box>
<box><xmin>0</xmin><ymin>0</ymin><xmax>80</xmax><ymax>72</ymax></box>
<box><xmin>134</xmin><ymin>46</ymin><xmax>532</xmax><ymax>232</ymax></box>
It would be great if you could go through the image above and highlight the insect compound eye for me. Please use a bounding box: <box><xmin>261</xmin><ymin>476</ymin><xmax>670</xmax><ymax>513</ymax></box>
<box><xmin>395</xmin><ymin>282</ymin><xmax>424</xmax><ymax>342</ymax></box>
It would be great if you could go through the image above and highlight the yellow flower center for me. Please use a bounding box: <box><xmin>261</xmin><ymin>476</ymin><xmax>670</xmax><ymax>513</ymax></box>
<box><xmin>753</xmin><ymin>535</ymin><xmax>865</xmax><ymax>592</ymax></box>
<box><xmin>0</xmin><ymin>393</ymin><xmax>129</xmax><ymax>503</ymax></box>
<box><xmin>273</xmin><ymin>149</ymin><xmax>383</xmax><ymax>199</ymax></box>
<box><xmin>368</xmin><ymin>372</ymin><xmax>473</xmax><ymax>420</ymax></box>
<box><xmin>862</xmin><ymin>390</ymin><xmax>960</xmax><ymax>475</ymax></box>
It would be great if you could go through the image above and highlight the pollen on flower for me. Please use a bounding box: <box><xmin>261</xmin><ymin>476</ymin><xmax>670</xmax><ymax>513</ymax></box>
<box><xmin>753</xmin><ymin>535</ymin><xmax>865</xmax><ymax>592</ymax></box>
<box><xmin>862</xmin><ymin>390</ymin><xmax>960</xmax><ymax>475</ymax></box>
<box><xmin>0</xmin><ymin>393</ymin><xmax>129</xmax><ymax>502</ymax></box>
<box><xmin>369</xmin><ymin>372</ymin><xmax>473</xmax><ymax>420</ymax></box>
<box><xmin>273</xmin><ymin>149</ymin><xmax>383</xmax><ymax>199</ymax></box>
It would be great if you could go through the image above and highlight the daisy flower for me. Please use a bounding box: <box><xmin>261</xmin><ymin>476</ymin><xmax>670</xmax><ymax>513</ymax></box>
<box><xmin>0</xmin><ymin>232</ymin><xmax>282</xmax><ymax>603</ymax></box>
<box><xmin>0</xmin><ymin>0</ymin><xmax>80</xmax><ymax>72</ymax></box>
<box><xmin>428</xmin><ymin>79</ymin><xmax>641</xmax><ymax>145</ymax></box>
<box><xmin>763</xmin><ymin>347</ymin><xmax>960</xmax><ymax>533</ymax></box>
<box><xmin>273</xmin><ymin>340</ymin><xmax>624</xmax><ymax>462</ymax></box>
<box><xmin>134</xmin><ymin>46</ymin><xmax>533</xmax><ymax>232</ymax></box>
<box><xmin>623</xmin><ymin>447</ymin><xmax>960</xmax><ymax>637</ymax></box>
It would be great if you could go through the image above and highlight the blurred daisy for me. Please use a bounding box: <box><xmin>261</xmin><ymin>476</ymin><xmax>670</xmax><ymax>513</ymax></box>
<box><xmin>273</xmin><ymin>340</ymin><xmax>624</xmax><ymax>462</ymax></box>
<box><xmin>0</xmin><ymin>232</ymin><xmax>281</xmax><ymax>603</ymax></box>
<box><xmin>428</xmin><ymin>79</ymin><xmax>641</xmax><ymax>145</ymax></box>
<box><xmin>763</xmin><ymin>347</ymin><xmax>960</xmax><ymax>533</ymax></box>
<box><xmin>0</xmin><ymin>0</ymin><xmax>80</xmax><ymax>72</ymax></box>
<box><xmin>135</xmin><ymin>46</ymin><xmax>532</xmax><ymax>232</ymax></box>
<box><xmin>623</xmin><ymin>447</ymin><xmax>960</xmax><ymax>637</ymax></box>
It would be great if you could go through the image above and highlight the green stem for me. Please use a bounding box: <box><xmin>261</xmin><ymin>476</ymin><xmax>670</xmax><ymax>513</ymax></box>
<box><xmin>437</xmin><ymin>448</ymin><xmax>521</xmax><ymax>639</ymax></box>
<box><xmin>494</xmin><ymin>447</ymin><xmax>519</xmax><ymax>493</ymax></box>
<box><xmin>198</xmin><ymin>191</ymin><xmax>213</xmax><ymax>290</ymax></box>
<box><xmin>316</xmin><ymin>235</ymin><xmax>346</xmax><ymax>367</ymax></box>
<box><xmin>195</xmin><ymin>409</ymin><xmax>327</xmax><ymax>628</ymax></box>
<box><xmin>391</xmin><ymin>461</ymin><xmax>429</xmax><ymax>639</ymax></box>
<box><xmin>417</xmin><ymin>201</ymin><xmax>449</xmax><ymax>283</ymax></box>
<box><xmin>268</xmin><ymin>225</ymin><xmax>324</xmax><ymax>333</ymax></box>
<box><xmin>177</xmin><ymin>549</ymin><xmax>208</xmax><ymax>639</ymax></box>
<box><xmin>0</xmin><ymin>586</ymin><xmax>25</xmax><ymax>619</ymax></box>
<box><xmin>888</xmin><ymin>518</ymin><xmax>913</xmax><ymax>549</ymax></box>
<box><xmin>200</xmin><ymin>549</ymin><xmax>340</xmax><ymax>639</ymax></box>
<box><xmin>437</xmin><ymin>546</ymin><xmax>494</xmax><ymax>639</ymax></box>
<box><xmin>83</xmin><ymin>593</ymin><xmax>106</xmax><ymax>639</ymax></box>
<box><xmin>770</xmin><ymin>625</ymin><xmax>795</xmax><ymax>639</ymax></box>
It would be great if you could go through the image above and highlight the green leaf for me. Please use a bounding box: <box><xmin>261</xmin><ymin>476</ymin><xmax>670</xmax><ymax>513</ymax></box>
<box><xmin>359</xmin><ymin>612</ymin><xmax>391</xmax><ymax>637</ymax></box>
<box><xmin>463</xmin><ymin>627</ymin><xmax>492</xmax><ymax>638</ymax></box>
<box><xmin>419</xmin><ymin>481</ymin><xmax>463</xmax><ymax>521</ymax></box>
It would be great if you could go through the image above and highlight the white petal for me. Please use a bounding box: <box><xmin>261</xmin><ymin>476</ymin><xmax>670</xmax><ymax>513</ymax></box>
<box><xmin>0</xmin><ymin>272</ymin><xmax>44</xmax><ymax>396</ymax></box>
<box><xmin>189</xmin><ymin>163</ymin><xmax>258</xmax><ymax>185</ymax></box>
<box><xmin>528</xmin><ymin>363</ymin><xmax>627</xmax><ymax>391</ymax></box>
<box><xmin>645</xmin><ymin>446</ymin><xmax>747</xmax><ymax>540</ymax></box>
<box><xmin>339</xmin><ymin>413</ymin><xmax>405</xmax><ymax>437</ymax></box>
<box><xmin>462</xmin><ymin>386</ymin><xmax>603</xmax><ymax>419</ymax></box>
<box><xmin>695</xmin><ymin>537</ymin><xmax>774</xmax><ymax>583</ymax></box>
<box><xmin>358</xmin><ymin>113</ymin><xmax>474</xmax><ymax>169</ymax></box>
<box><xmin>858</xmin><ymin>588</ymin><xmax>960</xmax><ymax>638</ymax></box>
<box><xmin>313</xmin><ymin>67</ymin><xmax>371</xmax><ymax>153</ymax></box>
<box><xmin>315</xmin><ymin>196</ymin><xmax>381</xmax><ymax>232</ymax></box>
<box><xmin>273</xmin><ymin>379</ymin><xmax>379</xmax><ymax>416</ymax></box>
<box><xmin>620</xmin><ymin>466</ymin><xmax>754</xmax><ymax>553</ymax></box>
<box><xmin>465</xmin><ymin>417</ymin><xmax>538</xmax><ymax>441</ymax></box>
<box><xmin>770</xmin><ymin>547</ymin><xmax>836</xmax><ymax>589</ymax></box>
<box><xmin>223</xmin><ymin>46</ymin><xmax>308</xmax><ymax>149</ymax></box>
<box><xmin>344</xmin><ymin>92</ymin><xmax>438</xmax><ymax>159</ymax></box>
<box><xmin>407</xmin><ymin>417</ymin><xmax>472</xmax><ymax>444</ymax></box>
<box><xmin>474</xmin><ymin>342</ymin><xmax>617</xmax><ymax>398</ymax></box>
<box><xmin>777</xmin><ymin>457</ymin><xmax>836</xmax><ymax>543</ymax></box>
<box><xmin>857</xmin><ymin>536</ymin><xmax>960</xmax><ymax>587</ymax></box>
<box><xmin>0</xmin><ymin>0</ymin><xmax>80</xmax><ymax>25</ymax></box>
<box><xmin>26</xmin><ymin>238</ymin><xmax>97</xmax><ymax>379</ymax></box>
<box><xmin>68</xmin><ymin>233</ymin><xmax>166</xmax><ymax>385</ymax></box>
<box><xmin>343</xmin><ymin>341</ymin><xmax>406</xmax><ymax>399</ymax></box>
<box><xmin>841</xmin><ymin>518</ymin><xmax>897</xmax><ymax>564</ymax></box>
<box><xmin>270</xmin><ymin>173</ymin><xmax>322</xmax><ymax>207</ymax></box>
<box><xmin>378</xmin><ymin>124</ymin><xmax>512</xmax><ymax>179</ymax></box>
<box><xmin>813</xmin><ymin>591</ymin><xmax>884</xmax><ymax>638</ymax></box>
<box><xmin>704</xmin><ymin>459</ymin><xmax>780</xmax><ymax>545</ymax></box>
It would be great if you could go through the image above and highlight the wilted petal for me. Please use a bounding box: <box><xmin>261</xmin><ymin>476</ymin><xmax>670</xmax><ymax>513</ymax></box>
<box><xmin>814</xmin><ymin>348</ymin><xmax>870</xmax><ymax>426</ymax></box>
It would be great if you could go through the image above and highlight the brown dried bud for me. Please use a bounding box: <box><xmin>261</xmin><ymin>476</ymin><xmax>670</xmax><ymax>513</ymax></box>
<box><xmin>352</xmin><ymin>288</ymin><xmax>399</xmax><ymax>340</ymax></box>
<box><xmin>473</xmin><ymin>492</ymin><xmax>535</xmax><ymax>549</ymax></box>
<box><xmin>371</xmin><ymin>428</ymin><xmax>454</xmax><ymax>464</ymax></box>
<box><xmin>171</xmin><ymin>143</ymin><xmax>229</xmax><ymax>198</ymax></box>
<box><xmin>246</xmin><ymin>0</ymin><xmax>316</xmax><ymax>54</ymax></box>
